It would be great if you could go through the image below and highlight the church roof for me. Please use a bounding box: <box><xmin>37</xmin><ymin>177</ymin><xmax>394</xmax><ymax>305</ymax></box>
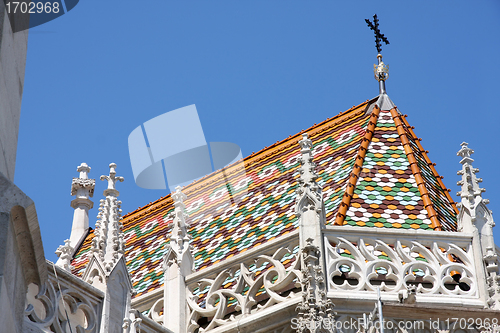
<box><xmin>71</xmin><ymin>95</ymin><xmax>458</xmax><ymax>298</ymax></box>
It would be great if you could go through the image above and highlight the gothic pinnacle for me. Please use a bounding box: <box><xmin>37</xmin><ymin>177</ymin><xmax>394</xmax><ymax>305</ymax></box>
<box><xmin>56</xmin><ymin>162</ymin><xmax>95</xmax><ymax>270</ymax></box>
<box><xmin>91</xmin><ymin>163</ymin><xmax>125</xmax><ymax>272</ymax></box>
<box><xmin>456</xmin><ymin>143</ymin><xmax>488</xmax><ymax>216</ymax></box>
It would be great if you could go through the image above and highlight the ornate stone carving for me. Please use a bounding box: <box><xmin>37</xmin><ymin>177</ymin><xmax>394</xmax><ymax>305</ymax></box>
<box><xmin>80</xmin><ymin>163</ymin><xmax>134</xmax><ymax>333</ymax></box>
<box><xmin>123</xmin><ymin>309</ymin><xmax>143</xmax><ymax>333</ymax></box>
<box><xmin>456</xmin><ymin>143</ymin><xmax>499</xmax><ymax>309</ymax></box>
<box><xmin>484</xmin><ymin>247</ymin><xmax>500</xmax><ymax>310</ymax></box>
<box><xmin>70</xmin><ymin>163</ymin><xmax>95</xmax><ymax>197</ymax></box>
<box><xmin>90</xmin><ymin>163</ymin><xmax>125</xmax><ymax>273</ymax></box>
<box><xmin>295</xmin><ymin>238</ymin><xmax>334</xmax><ymax>333</ymax></box>
<box><xmin>325</xmin><ymin>234</ymin><xmax>477</xmax><ymax>298</ymax></box>
<box><xmin>186</xmin><ymin>241</ymin><xmax>300</xmax><ymax>333</ymax></box>
<box><xmin>55</xmin><ymin>239</ymin><xmax>74</xmax><ymax>272</ymax></box>
<box><xmin>456</xmin><ymin>143</ymin><xmax>493</xmax><ymax>231</ymax></box>
<box><xmin>56</xmin><ymin>163</ymin><xmax>95</xmax><ymax>268</ymax></box>
<box><xmin>295</xmin><ymin>134</ymin><xmax>325</xmax><ymax>223</ymax></box>
<box><xmin>164</xmin><ymin>187</ymin><xmax>193</xmax><ymax>271</ymax></box>
<box><xmin>147</xmin><ymin>297</ymin><xmax>165</xmax><ymax>325</ymax></box>
<box><xmin>24</xmin><ymin>270</ymin><xmax>100</xmax><ymax>333</ymax></box>
<box><xmin>163</xmin><ymin>186</ymin><xmax>194</xmax><ymax>333</ymax></box>
<box><xmin>293</xmin><ymin>134</ymin><xmax>334</xmax><ymax>332</ymax></box>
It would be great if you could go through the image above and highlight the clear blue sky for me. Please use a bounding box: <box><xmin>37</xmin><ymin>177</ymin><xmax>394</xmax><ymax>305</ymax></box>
<box><xmin>15</xmin><ymin>1</ymin><xmax>500</xmax><ymax>262</ymax></box>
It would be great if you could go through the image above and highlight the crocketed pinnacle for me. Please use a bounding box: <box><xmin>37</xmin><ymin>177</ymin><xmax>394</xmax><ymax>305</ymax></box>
<box><xmin>164</xmin><ymin>186</ymin><xmax>193</xmax><ymax>270</ymax></box>
<box><xmin>456</xmin><ymin>142</ymin><xmax>488</xmax><ymax>221</ymax></box>
<box><xmin>91</xmin><ymin>163</ymin><xmax>125</xmax><ymax>272</ymax></box>
<box><xmin>295</xmin><ymin>133</ymin><xmax>325</xmax><ymax>220</ymax></box>
<box><xmin>457</xmin><ymin>143</ymin><xmax>500</xmax><ymax>309</ymax></box>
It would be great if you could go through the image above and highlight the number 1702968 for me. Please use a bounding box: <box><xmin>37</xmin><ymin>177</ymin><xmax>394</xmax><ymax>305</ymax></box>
<box><xmin>6</xmin><ymin>1</ymin><xmax>60</xmax><ymax>14</ymax></box>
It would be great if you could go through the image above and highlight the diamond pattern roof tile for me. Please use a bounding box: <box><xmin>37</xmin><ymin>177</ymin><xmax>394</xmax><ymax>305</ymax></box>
<box><xmin>71</xmin><ymin>97</ymin><xmax>458</xmax><ymax>298</ymax></box>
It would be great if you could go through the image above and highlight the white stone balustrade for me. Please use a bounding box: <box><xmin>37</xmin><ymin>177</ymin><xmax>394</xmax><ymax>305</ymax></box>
<box><xmin>324</xmin><ymin>226</ymin><xmax>484</xmax><ymax>307</ymax></box>
<box><xmin>182</xmin><ymin>232</ymin><xmax>301</xmax><ymax>333</ymax></box>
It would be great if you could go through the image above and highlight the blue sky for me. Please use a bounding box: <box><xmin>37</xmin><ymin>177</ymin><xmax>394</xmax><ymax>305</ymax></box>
<box><xmin>14</xmin><ymin>1</ymin><xmax>500</xmax><ymax>262</ymax></box>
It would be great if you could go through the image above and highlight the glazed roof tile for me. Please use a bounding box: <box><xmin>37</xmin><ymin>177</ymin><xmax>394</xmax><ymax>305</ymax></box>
<box><xmin>71</xmin><ymin>96</ymin><xmax>458</xmax><ymax>298</ymax></box>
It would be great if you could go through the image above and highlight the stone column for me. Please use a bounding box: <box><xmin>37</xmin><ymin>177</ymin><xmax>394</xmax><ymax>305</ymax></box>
<box><xmin>69</xmin><ymin>163</ymin><xmax>95</xmax><ymax>247</ymax></box>
<box><xmin>56</xmin><ymin>163</ymin><xmax>95</xmax><ymax>270</ymax></box>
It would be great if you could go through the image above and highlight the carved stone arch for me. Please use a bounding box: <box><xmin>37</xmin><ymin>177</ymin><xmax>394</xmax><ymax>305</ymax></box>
<box><xmin>296</xmin><ymin>192</ymin><xmax>320</xmax><ymax>215</ymax></box>
<box><xmin>108</xmin><ymin>265</ymin><xmax>129</xmax><ymax>317</ymax></box>
<box><xmin>88</xmin><ymin>268</ymin><xmax>103</xmax><ymax>286</ymax></box>
<box><xmin>10</xmin><ymin>205</ymin><xmax>42</xmax><ymax>287</ymax></box>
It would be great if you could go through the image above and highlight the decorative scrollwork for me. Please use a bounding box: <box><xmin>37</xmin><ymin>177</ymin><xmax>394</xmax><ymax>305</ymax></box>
<box><xmin>326</xmin><ymin>234</ymin><xmax>477</xmax><ymax>298</ymax></box>
<box><xmin>147</xmin><ymin>297</ymin><xmax>164</xmax><ymax>325</ymax></box>
<box><xmin>186</xmin><ymin>242</ymin><xmax>301</xmax><ymax>332</ymax></box>
<box><xmin>25</xmin><ymin>272</ymin><xmax>100</xmax><ymax>333</ymax></box>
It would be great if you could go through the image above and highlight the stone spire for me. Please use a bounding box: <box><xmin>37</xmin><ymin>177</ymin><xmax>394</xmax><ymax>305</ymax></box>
<box><xmin>294</xmin><ymin>134</ymin><xmax>334</xmax><ymax>332</ymax></box>
<box><xmin>81</xmin><ymin>163</ymin><xmax>133</xmax><ymax>333</ymax></box>
<box><xmin>55</xmin><ymin>163</ymin><xmax>95</xmax><ymax>270</ymax></box>
<box><xmin>456</xmin><ymin>142</ymin><xmax>492</xmax><ymax>232</ymax></box>
<box><xmin>165</xmin><ymin>186</ymin><xmax>192</xmax><ymax>269</ymax></box>
<box><xmin>163</xmin><ymin>186</ymin><xmax>194</xmax><ymax>333</ymax></box>
<box><xmin>456</xmin><ymin>143</ymin><xmax>500</xmax><ymax>309</ymax></box>
<box><xmin>295</xmin><ymin>133</ymin><xmax>326</xmax><ymax>248</ymax></box>
<box><xmin>91</xmin><ymin>163</ymin><xmax>125</xmax><ymax>273</ymax></box>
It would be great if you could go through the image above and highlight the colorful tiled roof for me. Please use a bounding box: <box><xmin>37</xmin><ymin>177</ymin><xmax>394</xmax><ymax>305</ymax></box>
<box><xmin>338</xmin><ymin>106</ymin><xmax>457</xmax><ymax>231</ymax></box>
<box><xmin>71</xmin><ymin>96</ymin><xmax>458</xmax><ymax>298</ymax></box>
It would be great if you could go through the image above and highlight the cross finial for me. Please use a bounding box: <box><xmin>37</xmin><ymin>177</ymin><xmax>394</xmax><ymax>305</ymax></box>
<box><xmin>365</xmin><ymin>14</ymin><xmax>390</xmax><ymax>54</ymax></box>
<box><xmin>100</xmin><ymin>163</ymin><xmax>124</xmax><ymax>195</ymax></box>
<box><xmin>366</xmin><ymin>14</ymin><xmax>390</xmax><ymax>93</ymax></box>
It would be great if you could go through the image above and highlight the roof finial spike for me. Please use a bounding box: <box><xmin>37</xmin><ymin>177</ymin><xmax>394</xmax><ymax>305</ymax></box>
<box><xmin>375</xmin><ymin>54</ymin><xmax>389</xmax><ymax>94</ymax></box>
<box><xmin>458</xmin><ymin>142</ymin><xmax>475</xmax><ymax>162</ymax></box>
<box><xmin>101</xmin><ymin>162</ymin><xmax>124</xmax><ymax>196</ymax></box>
<box><xmin>366</xmin><ymin>14</ymin><xmax>390</xmax><ymax>94</ymax></box>
<box><xmin>77</xmin><ymin>162</ymin><xmax>91</xmax><ymax>179</ymax></box>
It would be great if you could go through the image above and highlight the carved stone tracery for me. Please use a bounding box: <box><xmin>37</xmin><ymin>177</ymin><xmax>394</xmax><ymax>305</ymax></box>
<box><xmin>295</xmin><ymin>239</ymin><xmax>335</xmax><ymax>333</ymax></box>
<box><xmin>186</xmin><ymin>241</ymin><xmax>301</xmax><ymax>332</ymax></box>
<box><xmin>24</xmin><ymin>272</ymin><xmax>100</xmax><ymax>333</ymax></box>
<box><xmin>326</xmin><ymin>234</ymin><xmax>477</xmax><ymax>298</ymax></box>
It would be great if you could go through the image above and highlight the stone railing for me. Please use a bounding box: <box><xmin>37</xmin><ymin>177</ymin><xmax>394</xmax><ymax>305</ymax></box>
<box><xmin>324</xmin><ymin>226</ymin><xmax>482</xmax><ymax>306</ymax></box>
<box><xmin>183</xmin><ymin>231</ymin><xmax>301</xmax><ymax>333</ymax></box>
<box><xmin>24</xmin><ymin>261</ymin><xmax>103</xmax><ymax>333</ymax></box>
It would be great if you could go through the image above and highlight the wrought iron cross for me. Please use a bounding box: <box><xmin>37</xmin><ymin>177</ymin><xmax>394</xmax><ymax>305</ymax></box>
<box><xmin>365</xmin><ymin>14</ymin><xmax>390</xmax><ymax>53</ymax></box>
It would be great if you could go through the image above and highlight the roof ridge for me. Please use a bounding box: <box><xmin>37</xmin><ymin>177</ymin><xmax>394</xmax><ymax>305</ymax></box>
<box><xmin>72</xmin><ymin>227</ymin><xmax>92</xmax><ymax>257</ymax></box>
<box><xmin>183</xmin><ymin>99</ymin><xmax>374</xmax><ymax>198</ymax></box>
<box><xmin>335</xmin><ymin>104</ymin><xmax>381</xmax><ymax>226</ymax></box>
<box><xmin>389</xmin><ymin>108</ymin><xmax>442</xmax><ymax>231</ymax></box>
<box><xmin>399</xmin><ymin>115</ymin><xmax>459</xmax><ymax>215</ymax></box>
<box><xmin>122</xmin><ymin>98</ymin><xmax>376</xmax><ymax>221</ymax></box>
